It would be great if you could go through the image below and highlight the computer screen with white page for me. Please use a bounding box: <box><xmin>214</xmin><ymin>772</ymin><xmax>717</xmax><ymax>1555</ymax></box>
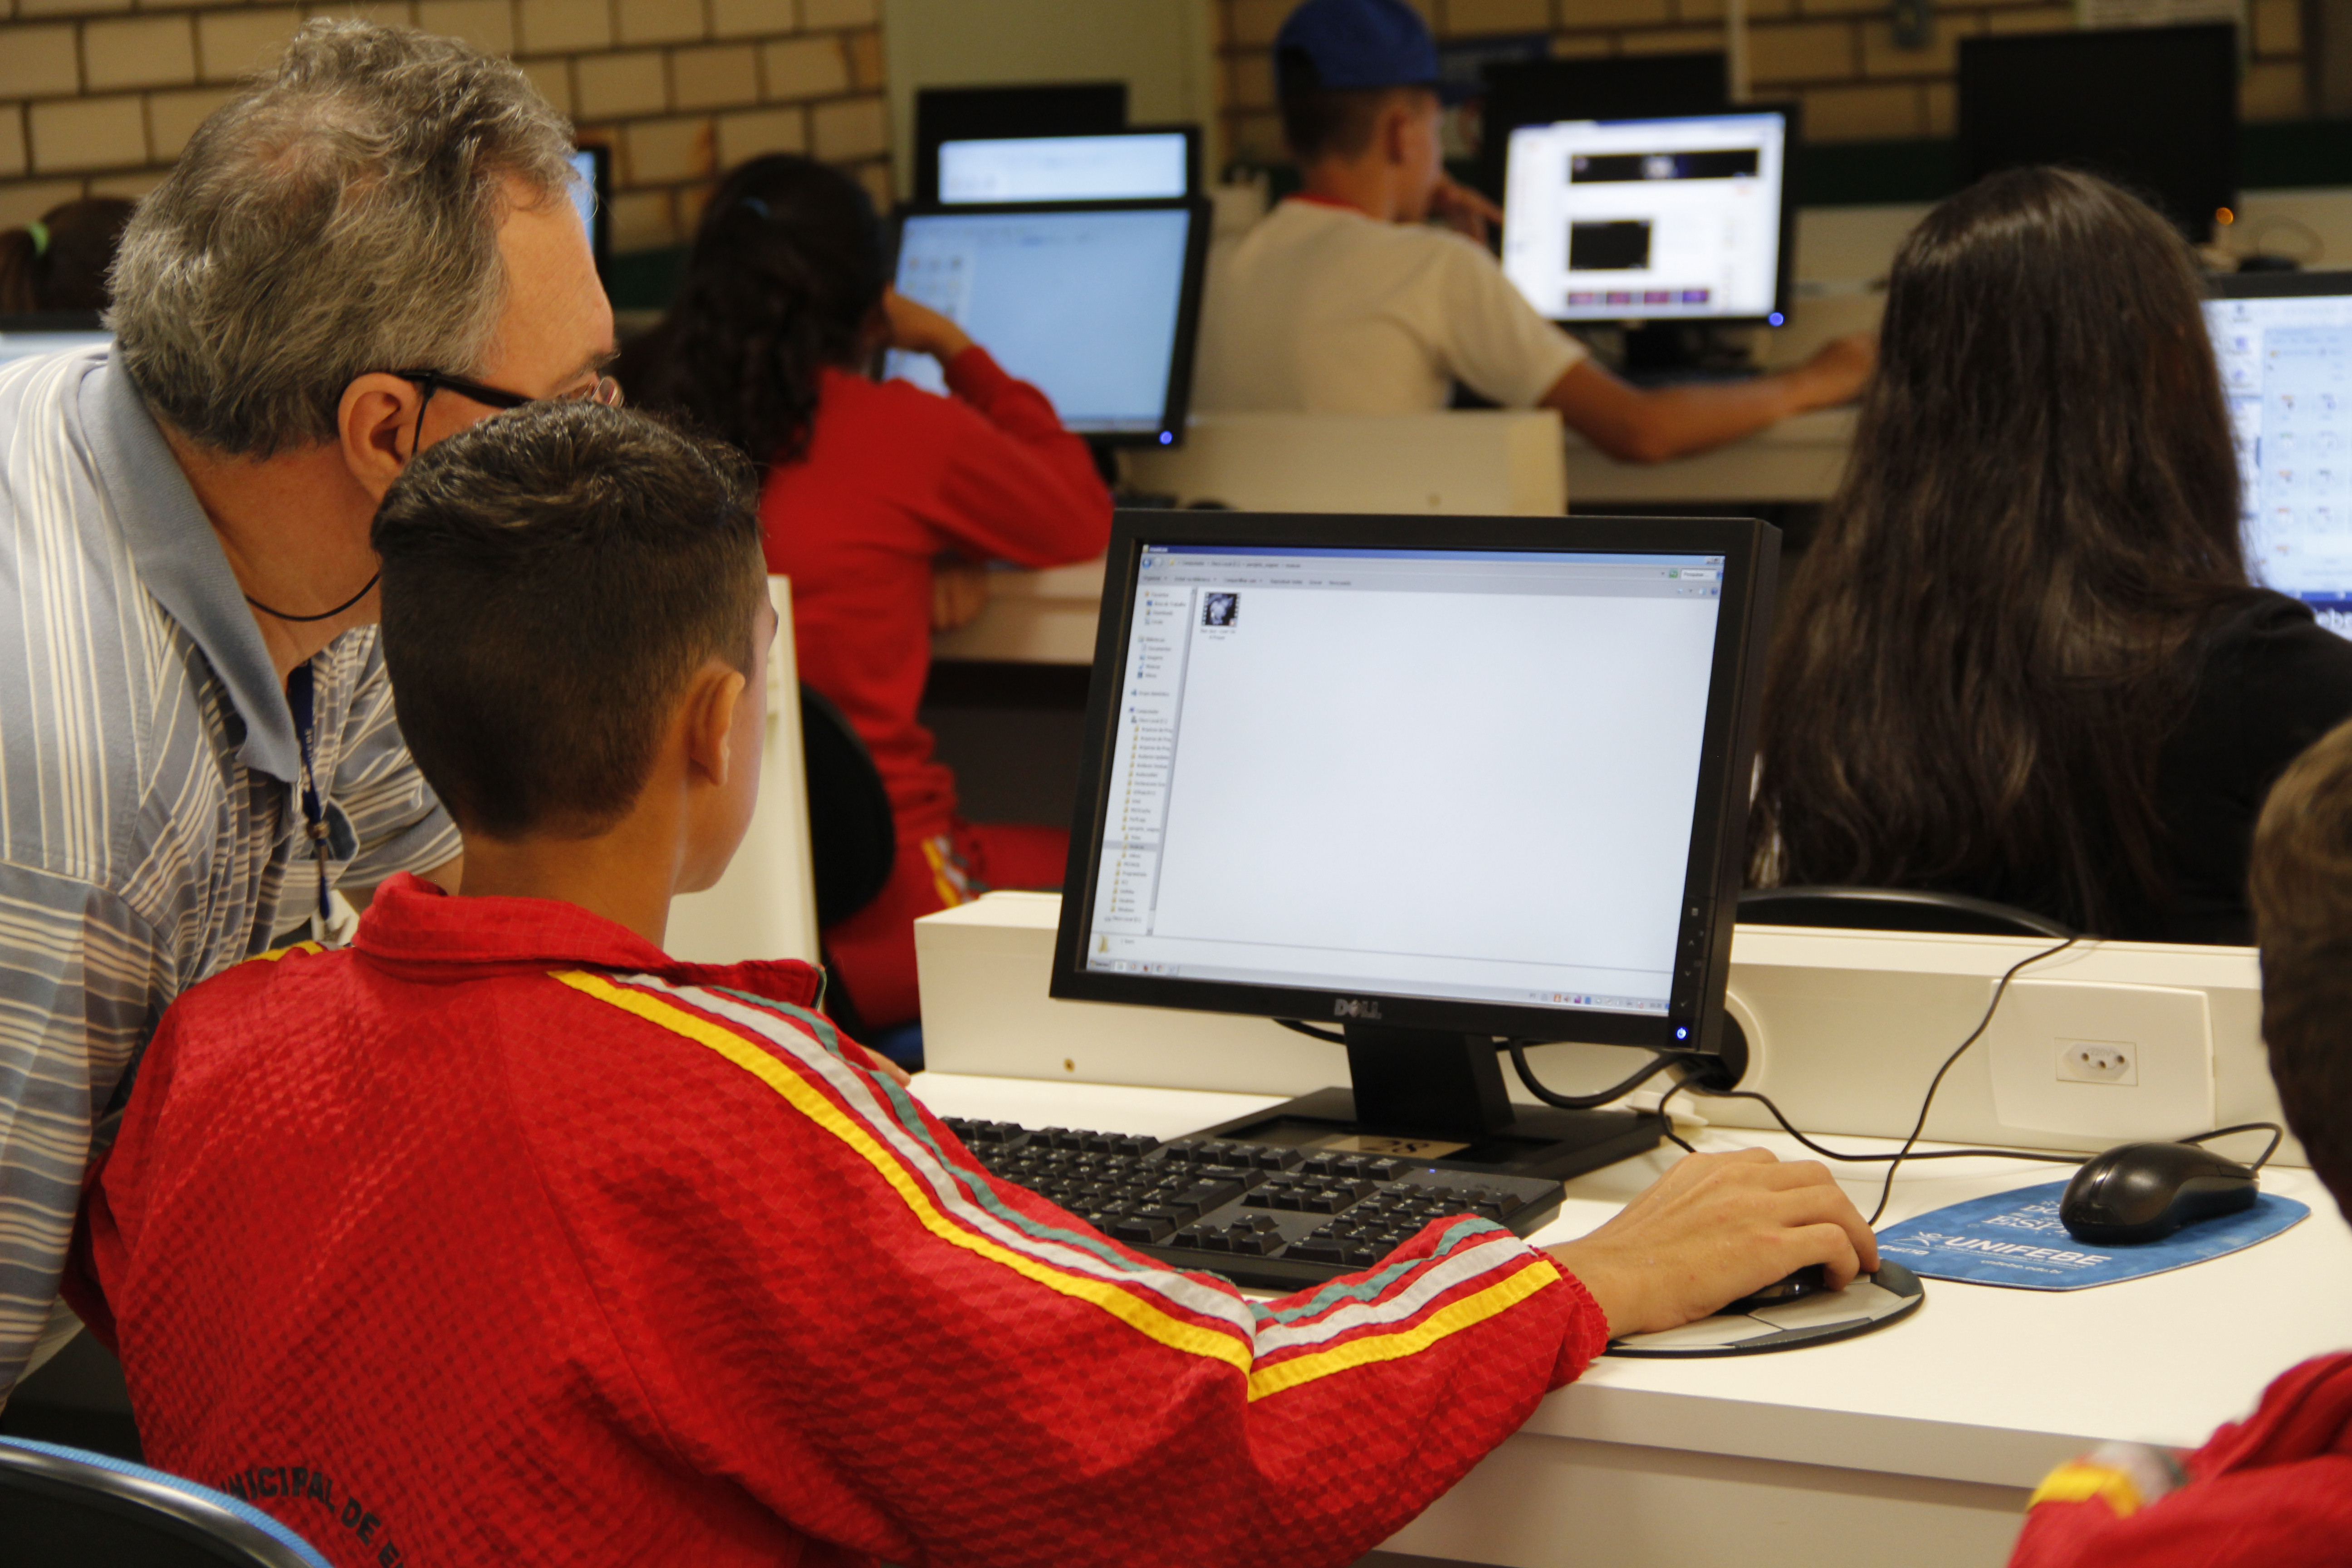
<box><xmin>1080</xmin><ymin>544</ymin><xmax>1726</xmax><ymax>1017</ymax></box>
<box><xmin>885</xmin><ymin>203</ymin><xmax>1203</xmax><ymax>440</ymax></box>
<box><xmin>2207</xmin><ymin>277</ymin><xmax>2352</xmax><ymax>636</ymax></box>
<box><xmin>938</xmin><ymin>132</ymin><xmax>1191</xmax><ymax>203</ymax></box>
<box><xmin>1501</xmin><ymin>111</ymin><xmax>1788</xmax><ymax>323</ymax></box>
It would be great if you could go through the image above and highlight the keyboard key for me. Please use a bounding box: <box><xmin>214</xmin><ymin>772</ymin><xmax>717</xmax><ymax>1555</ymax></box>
<box><xmin>1228</xmin><ymin>1230</ymin><xmax>1280</xmax><ymax>1256</ymax></box>
<box><xmin>1289</xmin><ymin>1240</ymin><xmax>1346</xmax><ymax>1263</ymax></box>
<box><xmin>1110</xmin><ymin>1215</ymin><xmax>1175</xmax><ymax>1244</ymax></box>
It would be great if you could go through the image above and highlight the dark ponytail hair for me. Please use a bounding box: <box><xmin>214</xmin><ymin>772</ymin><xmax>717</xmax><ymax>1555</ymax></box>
<box><xmin>1749</xmin><ymin>167</ymin><xmax>2252</xmax><ymax>934</ymax></box>
<box><xmin>0</xmin><ymin>197</ymin><xmax>136</xmax><ymax>314</ymax></box>
<box><xmin>621</xmin><ymin>156</ymin><xmax>885</xmax><ymax>466</ymax></box>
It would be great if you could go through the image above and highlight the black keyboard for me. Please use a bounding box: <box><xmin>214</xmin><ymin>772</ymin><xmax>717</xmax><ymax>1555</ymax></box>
<box><xmin>941</xmin><ymin>1117</ymin><xmax>1568</xmax><ymax>1291</ymax></box>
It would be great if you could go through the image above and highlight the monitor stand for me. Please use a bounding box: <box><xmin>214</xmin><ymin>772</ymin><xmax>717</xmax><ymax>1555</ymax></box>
<box><xmin>1182</xmin><ymin>1023</ymin><xmax>1669</xmax><ymax>1183</ymax></box>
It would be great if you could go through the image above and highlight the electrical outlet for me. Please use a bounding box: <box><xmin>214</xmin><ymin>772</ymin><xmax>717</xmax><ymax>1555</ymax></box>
<box><xmin>2057</xmin><ymin>1039</ymin><xmax>2137</xmax><ymax>1086</ymax></box>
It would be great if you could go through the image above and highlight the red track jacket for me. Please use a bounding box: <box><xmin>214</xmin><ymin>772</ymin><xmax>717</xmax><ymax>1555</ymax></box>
<box><xmin>67</xmin><ymin>875</ymin><xmax>1606</xmax><ymax>1568</ymax></box>
<box><xmin>2009</xmin><ymin>1353</ymin><xmax>2352</xmax><ymax>1567</ymax></box>
<box><xmin>761</xmin><ymin>351</ymin><xmax>1111</xmax><ymax>845</ymax></box>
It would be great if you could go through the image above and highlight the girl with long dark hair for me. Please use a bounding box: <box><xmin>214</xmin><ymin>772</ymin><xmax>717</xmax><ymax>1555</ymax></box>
<box><xmin>621</xmin><ymin>156</ymin><xmax>1111</xmax><ymax>1034</ymax></box>
<box><xmin>1750</xmin><ymin>167</ymin><xmax>2352</xmax><ymax>941</ymax></box>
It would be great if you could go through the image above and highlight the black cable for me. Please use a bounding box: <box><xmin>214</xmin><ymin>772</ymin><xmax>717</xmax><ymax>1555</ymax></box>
<box><xmin>1506</xmin><ymin>1041</ymin><xmax>1685</xmax><ymax>1110</ymax></box>
<box><xmin>1273</xmin><ymin>1018</ymin><xmax>1346</xmax><ymax>1044</ymax></box>
<box><xmin>2180</xmin><ymin>1121</ymin><xmax>2286</xmax><ymax>1172</ymax></box>
<box><xmin>1859</xmin><ymin>933</ymin><xmax>2085</xmax><ymax>1223</ymax></box>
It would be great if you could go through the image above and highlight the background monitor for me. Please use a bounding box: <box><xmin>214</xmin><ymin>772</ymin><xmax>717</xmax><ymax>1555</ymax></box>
<box><xmin>937</xmin><ymin>127</ymin><xmax>1198</xmax><ymax>204</ymax></box>
<box><xmin>1500</xmin><ymin>109</ymin><xmax>1793</xmax><ymax>326</ymax></box>
<box><xmin>914</xmin><ymin>81</ymin><xmax>1127</xmax><ymax>205</ymax></box>
<box><xmin>1050</xmin><ymin>513</ymin><xmax>1779</xmax><ymax>1179</ymax></box>
<box><xmin>568</xmin><ymin>144</ymin><xmax>611</xmax><ymax>277</ymax></box>
<box><xmin>885</xmin><ymin>198</ymin><xmax>1209</xmax><ymax>446</ymax></box>
<box><xmin>2207</xmin><ymin>271</ymin><xmax>2352</xmax><ymax>637</ymax></box>
<box><xmin>1474</xmin><ymin>52</ymin><xmax>1728</xmax><ymax>203</ymax></box>
<box><xmin>1958</xmin><ymin>25</ymin><xmax>2238</xmax><ymax>244</ymax></box>
<box><xmin>0</xmin><ymin>310</ymin><xmax>108</xmax><ymax>364</ymax></box>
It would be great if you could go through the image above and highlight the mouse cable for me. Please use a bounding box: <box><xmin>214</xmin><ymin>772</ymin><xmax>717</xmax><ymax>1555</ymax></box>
<box><xmin>1273</xmin><ymin>1019</ymin><xmax>1347</xmax><ymax>1044</ymax></box>
<box><xmin>2180</xmin><ymin>1121</ymin><xmax>2286</xmax><ymax>1171</ymax></box>
<box><xmin>1506</xmin><ymin>1041</ymin><xmax>1687</xmax><ymax>1111</ymax></box>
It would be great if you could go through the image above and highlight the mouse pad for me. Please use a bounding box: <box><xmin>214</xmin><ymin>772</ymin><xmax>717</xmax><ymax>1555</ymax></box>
<box><xmin>1875</xmin><ymin>1181</ymin><xmax>2309</xmax><ymax>1290</ymax></box>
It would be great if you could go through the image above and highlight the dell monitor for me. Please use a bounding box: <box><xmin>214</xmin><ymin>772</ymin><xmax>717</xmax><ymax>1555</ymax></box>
<box><xmin>1501</xmin><ymin>108</ymin><xmax>1794</xmax><ymax>330</ymax></box>
<box><xmin>937</xmin><ymin>128</ymin><xmax>1198</xmax><ymax>203</ymax></box>
<box><xmin>885</xmin><ymin>199</ymin><xmax>1210</xmax><ymax>446</ymax></box>
<box><xmin>1958</xmin><ymin>25</ymin><xmax>2238</xmax><ymax>244</ymax></box>
<box><xmin>1475</xmin><ymin>53</ymin><xmax>1729</xmax><ymax>203</ymax></box>
<box><xmin>2208</xmin><ymin>271</ymin><xmax>2352</xmax><ymax>637</ymax></box>
<box><xmin>915</xmin><ymin>81</ymin><xmax>1127</xmax><ymax>205</ymax></box>
<box><xmin>1050</xmin><ymin>513</ymin><xmax>1779</xmax><ymax>1180</ymax></box>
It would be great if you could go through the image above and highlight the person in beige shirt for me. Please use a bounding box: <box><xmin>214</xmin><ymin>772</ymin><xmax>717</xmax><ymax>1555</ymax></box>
<box><xmin>1194</xmin><ymin>0</ymin><xmax>1875</xmax><ymax>463</ymax></box>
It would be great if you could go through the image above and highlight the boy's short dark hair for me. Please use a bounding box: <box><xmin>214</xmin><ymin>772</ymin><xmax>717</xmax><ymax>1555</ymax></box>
<box><xmin>372</xmin><ymin>401</ymin><xmax>765</xmax><ymax>840</ymax></box>
<box><xmin>1276</xmin><ymin>47</ymin><xmax>1431</xmax><ymax>165</ymax></box>
<box><xmin>2250</xmin><ymin>715</ymin><xmax>2352</xmax><ymax>1210</ymax></box>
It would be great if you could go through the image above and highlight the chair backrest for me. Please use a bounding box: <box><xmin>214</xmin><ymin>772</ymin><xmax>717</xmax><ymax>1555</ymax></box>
<box><xmin>667</xmin><ymin>576</ymin><xmax>823</xmax><ymax>965</ymax></box>
<box><xmin>0</xmin><ymin>1437</ymin><xmax>331</xmax><ymax>1568</ymax></box>
<box><xmin>1738</xmin><ymin>886</ymin><xmax>2075</xmax><ymax>939</ymax></box>
<box><xmin>797</xmin><ymin>683</ymin><xmax>897</xmax><ymax>929</ymax></box>
<box><xmin>1123</xmin><ymin>411</ymin><xmax>1569</xmax><ymax>515</ymax></box>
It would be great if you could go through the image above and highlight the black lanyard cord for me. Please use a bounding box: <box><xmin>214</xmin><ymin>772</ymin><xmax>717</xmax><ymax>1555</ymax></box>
<box><xmin>246</xmin><ymin>571</ymin><xmax>381</xmax><ymax>624</ymax></box>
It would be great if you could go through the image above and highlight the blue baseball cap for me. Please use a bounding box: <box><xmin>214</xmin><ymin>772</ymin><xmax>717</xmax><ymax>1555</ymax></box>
<box><xmin>1276</xmin><ymin>0</ymin><xmax>1460</xmax><ymax>100</ymax></box>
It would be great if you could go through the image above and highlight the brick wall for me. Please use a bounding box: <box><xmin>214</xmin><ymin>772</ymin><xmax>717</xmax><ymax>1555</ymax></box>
<box><xmin>1218</xmin><ymin>0</ymin><xmax>2307</xmax><ymax>157</ymax></box>
<box><xmin>0</xmin><ymin>0</ymin><xmax>892</xmax><ymax>254</ymax></box>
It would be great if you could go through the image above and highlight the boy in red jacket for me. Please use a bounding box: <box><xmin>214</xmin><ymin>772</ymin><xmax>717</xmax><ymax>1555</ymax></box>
<box><xmin>2008</xmin><ymin>717</ymin><xmax>2352</xmax><ymax>1567</ymax></box>
<box><xmin>69</xmin><ymin>402</ymin><xmax>1877</xmax><ymax>1568</ymax></box>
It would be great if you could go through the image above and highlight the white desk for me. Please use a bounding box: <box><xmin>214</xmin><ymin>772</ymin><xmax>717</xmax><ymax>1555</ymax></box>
<box><xmin>1564</xmin><ymin>407</ymin><xmax>1857</xmax><ymax>507</ymax></box>
<box><xmin>906</xmin><ymin>1068</ymin><xmax>2343</xmax><ymax>1568</ymax></box>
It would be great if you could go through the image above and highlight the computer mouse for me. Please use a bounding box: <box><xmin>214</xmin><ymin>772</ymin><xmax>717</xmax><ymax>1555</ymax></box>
<box><xmin>2059</xmin><ymin>1142</ymin><xmax>2259</xmax><ymax>1245</ymax></box>
<box><xmin>1720</xmin><ymin>1263</ymin><xmax>1828</xmax><ymax>1313</ymax></box>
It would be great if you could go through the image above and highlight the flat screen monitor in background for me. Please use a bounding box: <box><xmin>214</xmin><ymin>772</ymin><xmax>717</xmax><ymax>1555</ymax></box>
<box><xmin>0</xmin><ymin>310</ymin><xmax>108</xmax><ymax>364</ymax></box>
<box><xmin>1958</xmin><ymin>25</ymin><xmax>2238</xmax><ymax>244</ymax></box>
<box><xmin>937</xmin><ymin>128</ymin><xmax>1197</xmax><ymax>203</ymax></box>
<box><xmin>1500</xmin><ymin>109</ymin><xmax>1792</xmax><ymax>327</ymax></box>
<box><xmin>1050</xmin><ymin>512</ymin><xmax>1778</xmax><ymax>1180</ymax></box>
<box><xmin>1475</xmin><ymin>52</ymin><xmax>1727</xmax><ymax>202</ymax></box>
<box><xmin>914</xmin><ymin>81</ymin><xmax>1127</xmax><ymax>205</ymax></box>
<box><xmin>2206</xmin><ymin>271</ymin><xmax>2352</xmax><ymax>637</ymax></box>
<box><xmin>568</xmin><ymin>144</ymin><xmax>611</xmax><ymax>276</ymax></box>
<box><xmin>885</xmin><ymin>199</ymin><xmax>1209</xmax><ymax>446</ymax></box>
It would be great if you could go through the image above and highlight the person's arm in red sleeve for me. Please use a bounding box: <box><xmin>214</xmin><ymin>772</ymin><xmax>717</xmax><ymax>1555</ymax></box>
<box><xmin>885</xmin><ymin>289</ymin><xmax>1112</xmax><ymax>570</ymax></box>
<box><xmin>528</xmin><ymin>974</ymin><xmax>1877</xmax><ymax>1568</ymax></box>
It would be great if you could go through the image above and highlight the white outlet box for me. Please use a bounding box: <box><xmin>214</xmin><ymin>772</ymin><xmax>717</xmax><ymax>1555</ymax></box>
<box><xmin>1985</xmin><ymin>980</ymin><xmax>2214</xmax><ymax>1140</ymax></box>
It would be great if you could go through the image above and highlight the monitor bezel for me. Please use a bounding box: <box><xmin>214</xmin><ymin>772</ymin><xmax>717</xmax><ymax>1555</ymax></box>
<box><xmin>1048</xmin><ymin>510</ymin><xmax>1780</xmax><ymax>1055</ymax></box>
<box><xmin>887</xmin><ymin>196</ymin><xmax>1211</xmax><ymax>449</ymax></box>
<box><xmin>933</xmin><ymin>124</ymin><xmax>1203</xmax><ymax>203</ymax></box>
<box><xmin>1501</xmin><ymin>104</ymin><xmax>1799</xmax><ymax>330</ymax></box>
<box><xmin>2207</xmin><ymin>269</ymin><xmax>2352</xmax><ymax>302</ymax></box>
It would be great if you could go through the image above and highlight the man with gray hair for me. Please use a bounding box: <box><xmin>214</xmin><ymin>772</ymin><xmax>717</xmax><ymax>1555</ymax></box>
<box><xmin>0</xmin><ymin>18</ymin><xmax>615</xmax><ymax>1402</ymax></box>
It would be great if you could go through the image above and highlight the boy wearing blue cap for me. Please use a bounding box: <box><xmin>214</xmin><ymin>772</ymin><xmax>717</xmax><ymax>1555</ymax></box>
<box><xmin>1194</xmin><ymin>0</ymin><xmax>1874</xmax><ymax>463</ymax></box>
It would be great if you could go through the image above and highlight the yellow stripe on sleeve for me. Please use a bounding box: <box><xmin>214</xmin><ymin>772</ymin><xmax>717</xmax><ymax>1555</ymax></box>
<box><xmin>552</xmin><ymin>970</ymin><xmax>1254</xmax><ymax>1377</ymax></box>
<box><xmin>1244</xmin><ymin>1259</ymin><xmax>1561</xmax><ymax>1401</ymax></box>
<box><xmin>2027</xmin><ymin>1463</ymin><xmax>2144</xmax><ymax>1519</ymax></box>
<box><xmin>250</xmin><ymin>940</ymin><xmax>324</xmax><ymax>965</ymax></box>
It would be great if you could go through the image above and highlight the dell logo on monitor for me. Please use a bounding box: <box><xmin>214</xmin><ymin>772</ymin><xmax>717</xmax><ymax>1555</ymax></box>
<box><xmin>1333</xmin><ymin>998</ymin><xmax>1383</xmax><ymax>1020</ymax></box>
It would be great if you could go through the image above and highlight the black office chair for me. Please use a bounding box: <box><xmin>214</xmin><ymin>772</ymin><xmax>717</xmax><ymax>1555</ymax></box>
<box><xmin>0</xmin><ymin>1436</ymin><xmax>330</xmax><ymax>1567</ymax></box>
<box><xmin>1738</xmin><ymin>886</ymin><xmax>2074</xmax><ymax>939</ymax></box>
<box><xmin>800</xmin><ymin>683</ymin><xmax>896</xmax><ymax>931</ymax></box>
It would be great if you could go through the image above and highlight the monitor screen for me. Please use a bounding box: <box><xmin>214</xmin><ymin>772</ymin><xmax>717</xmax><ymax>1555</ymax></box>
<box><xmin>915</xmin><ymin>81</ymin><xmax>1127</xmax><ymax>204</ymax></box>
<box><xmin>567</xmin><ymin>145</ymin><xmax>610</xmax><ymax>273</ymax></box>
<box><xmin>938</xmin><ymin>131</ymin><xmax>1191</xmax><ymax>203</ymax></box>
<box><xmin>886</xmin><ymin>202</ymin><xmax>1204</xmax><ymax>439</ymax></box>
<box><xmin>2207</xmin><ymin>275</ymin><xmax>2352</xmax><ymax>636</ymax></box>
<box><xmin>1501</xmin><ymin>111</ymin><xmax>1788</xmax><ymax>324</ymax></box>
<box><xmin>1958</xmin><ymin>25</ymin><xmax>2237</xmax><ymax>244</ymax></box>
<box><xmin>1077</xmin><ymin>540</ymin><xmax>1729</xmax><ymax>1019</ymax></box>
<box><xmin>1474</xmin><ymin>53</ymin><xmax>1728</xmax><ymax>203</ymax></box>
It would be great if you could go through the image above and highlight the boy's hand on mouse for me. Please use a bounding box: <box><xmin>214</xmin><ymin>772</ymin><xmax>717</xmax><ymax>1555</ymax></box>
<box><xmin>932</xmin><ymin>555</ymin><xmax>991</xmax><ymax>631</ymax></box>
<box><xmin>883</xmin><ymin>288</ymin><xmax>975</xmax><ymax>364</ymax></box>
<box><xmin>1790</xmin><ymin>331</ymin><xmax>1877</xmax><ymax>409</ymax></box>
<box><xmin>1544</xmin><ymin>1148</ymin><xmax>1881</xmax><ymax>1338</ymax></box>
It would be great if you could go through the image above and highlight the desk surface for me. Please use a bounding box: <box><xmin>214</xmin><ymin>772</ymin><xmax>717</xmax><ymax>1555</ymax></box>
<box><xmin>909</xmin><ymin>1070</ymin><xmax>2347</xmax><ymax>1492</ymax></box>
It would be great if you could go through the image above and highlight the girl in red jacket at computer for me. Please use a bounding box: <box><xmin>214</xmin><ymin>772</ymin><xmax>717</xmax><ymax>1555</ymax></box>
<box><xmin>618</xmin><ymin>156</ymin><xmax>1112</xmax><ymax>1045</ymax></box>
